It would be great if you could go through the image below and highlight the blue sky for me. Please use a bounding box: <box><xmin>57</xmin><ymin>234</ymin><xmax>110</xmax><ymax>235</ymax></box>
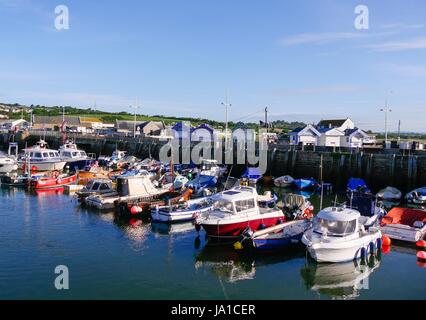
<box><xmin>0</xmin><ymin>0</ymin><xmax>425</xmax><ymax>132</ymax></box>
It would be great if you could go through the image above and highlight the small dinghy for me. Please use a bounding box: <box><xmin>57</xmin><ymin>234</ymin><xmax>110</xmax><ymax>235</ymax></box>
<box><xmin>377</xmin><ymin>187</ymin><xmax>402</xmax><ymax>202</ymax></box>
<box><xmin>151</xmin><ymin>197</ymin><xmax>214</xmax><ymax>223</ymax></box>
<box><xmin>241</xmin><ymin>167</ymin><xmax>262</xmax><ymax>185</ymax></box>
<box><xmin>238</xmin><ymin>194</ymin><xmax>314</xmax><ymax>251</ymax></box>
<box><xmin>381</xmin><ymin>207</ymin><xmax>426</xmax><ymax>242</ymax></box>
<box><xmin>29</xmin><ymin>172</ymin><xmax>77</xmax><ymax>190</ymax></box>
<box><xmin>406</xmin><ymin>187</ymin><xmax>426</xmax><ymax>206</ymax></box>
<box><xmin>293</xmin><ymin>178</ymin><xmax>318</xmax><ymax>190</ymax></box>
<box><xmin>302</xmin><ymin>206</ymin><xmax>382</xmax><ymax>263</ymax></box>
<box><xmin>274</xmin><ymin>175</ymin><xmax>294</xmax><ymax>188</ymax></box>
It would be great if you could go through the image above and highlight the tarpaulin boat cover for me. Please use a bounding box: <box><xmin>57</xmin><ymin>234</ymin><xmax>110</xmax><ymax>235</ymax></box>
<box><xmin>243</xmin><ymin>168</ymin><xmax>262</xmax><ymax>179</ymax></box>
<box><xmin>347</xmin><ymin>178</ymin><xmax>370</xmax><ymax>193</ymax></box>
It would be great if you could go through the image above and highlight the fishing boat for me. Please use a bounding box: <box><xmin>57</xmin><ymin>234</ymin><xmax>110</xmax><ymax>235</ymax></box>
<box><xmin>195</xmin><ymin>186</ymin><xmax>285</xmax><ymax>239</ymax></box>
<box><xmin>85</xmin><ymin>175</ymin><xmax>170</xmax><ymax>210</ymax></box>
<box><xmin>187</xmin><ymin>174</ymin><xmax>218</xmax><ymax>197</ymax></box>
<box><xmin>0</xmin><ymin>174</ymin><xmax>31</xmax><ymax>187</ymax></box>
<box><xmin>406</xmin><ymin>187</ymin><xmax>426</xmax><ymax>206</ymax></box>
<box><xmin>29</xmin><ymin>172</ymin><xmax>77</xmax><ymax>190</ymax></box>
<box><xmin>302</xmin><ymin>206</ymin><xmax>382</xmax><ymax>263</ymax></box>
<box><xmin>75</xmin><ymin>179</ymin><xmax>116</xmax><ymax>202</ymax></box>
<box><xmin>199</xmin><ymin>159</ymin><xmax>227</xmax><ymax>177</ymax></box>
<box><xmin>376</xmin><ymin>186</ymin><xmax>402</xmax><ymax>202</ymax></box>
<box><xmin>293</xmin><ymin>178</ymin><xmax>318</xmax><ymax>190</ymax></box>
<box><xmin>347</xmin><ymin>178</ymin><xmax>371</xmax><ymax>194</ymax></box>
<box><xmin>98</xmin><ymin>150</ymin><xmax>127</xmax><ymax>167</ymax></box>
<box><xmin>151</xmin><ymin>197</ymin><xmax>214</xmax><ymax>223</ymax></box>
<box><xmin>381</xmin><ymin>207</ymin><xmax>426</xmax><ymax>242</ymax></box>
<box><xmin>241</xmin><ymin>167</ymin><xmax>262</xmax><ymax>185</ymax></box>
<box><xmin>59</xmin><ymin>140</ymin><xmax>94</xmax><ymax>170</ymax></box>
<box><xmin>274</xmin><ymin>175</ymin><xmax>294</xmax><ymax>188</ymax></box>
<box><xmin>119</xmin><ymin>189</ymin><xmax>193</xmax><ymax>217</ymax></box>
<box><xmin>18</xmin><ymin>140</ymin><xmax>66</xmax><ymax>172</ymax></box>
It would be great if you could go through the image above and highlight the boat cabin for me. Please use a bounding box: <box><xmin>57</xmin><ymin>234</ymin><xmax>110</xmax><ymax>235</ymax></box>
<box><xmin>313</xmin><ymin>207</ymin><xmax>360</xmax><ymax>237</ymax></box>
<box><xmin>85</xmin><ymin>179</ymin><xmax>113</xmax><ymax>193</ymax></box>
<box><xmin>212</xmin><ymin>187</ymin><xmax>259</xmax><ymax>215</ymax></box>
<box><xmin>116</xmin><ymin>175</ymin><xmax>159</xmax><ymax>197</ymax></box>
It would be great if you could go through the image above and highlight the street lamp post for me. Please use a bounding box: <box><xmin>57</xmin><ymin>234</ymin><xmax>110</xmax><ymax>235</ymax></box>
<box><xmin>380</xmin><ymin>101</ymin><xmax>392</xmax><ymax>145</ymax></box>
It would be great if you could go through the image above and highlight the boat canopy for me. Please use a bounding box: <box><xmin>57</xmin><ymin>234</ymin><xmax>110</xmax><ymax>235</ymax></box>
<box><xmin>317</xmin><ymin>207</ymin><xmax>360</xmax><ymax>222</ymax></box>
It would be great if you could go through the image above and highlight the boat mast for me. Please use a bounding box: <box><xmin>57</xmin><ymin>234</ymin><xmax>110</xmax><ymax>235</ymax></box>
<box><xmin>319</xmin><ymin>154</ymin><xmax>324</xmax><ymax>210</ymax></box>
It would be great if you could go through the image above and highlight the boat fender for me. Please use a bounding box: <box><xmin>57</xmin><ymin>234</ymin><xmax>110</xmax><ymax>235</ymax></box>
<box><xmin>195</xmin><ymin>223</ymin><xmax>201</xmax><ymax>233</ymax></box>
<box><xmin>130</xmin><ymin>206</ymin><xmax>139</xmax><ymax>215</ymax></box>
<box><xmin>369</xmin><ymin>242</ymin><xmax>375</xmax><ymax>254</ymax></box>
<box><xmin>376</xmin><ymin>238</ymin><xmax>382</xmax><ymax>251</ymax></box>
<box><xmin>382</xmin><ymin>235</ymin><xmax>392</xmax><ymax>247</ymax></box>
<box><xmin>233</xmin><ymin>242</ymin><xmax>244</xmax><ymax>250</ymax></box>
<box><xmin>417</xmin><ymin>251</ymin><xmax>426</xmax><ymax>262</ymax></box>
<box><xmin>258</xmin><ymin>224</ymin><xmax>266</xmax><ymax>230</ymax></box>
<box><xmin>360</xmin><ymin>247</ymin><xmax>367</xmax><ymax>260</ymax></box>
<box><xmin>416</xmin><ymin>240</ymin><xmax>426</xmax><ymax>249</ymax></box>
<box><xmin>276</xmin><ymin>219</ymin><xmax>283</xmax><ymax>225</ymax></box>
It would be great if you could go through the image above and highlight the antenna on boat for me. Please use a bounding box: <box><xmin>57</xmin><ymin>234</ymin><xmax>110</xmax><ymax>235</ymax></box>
<box><xmin>319</xmin><ymin>154</ymin><xmax>324</xmax><ymax>210</ymax></box>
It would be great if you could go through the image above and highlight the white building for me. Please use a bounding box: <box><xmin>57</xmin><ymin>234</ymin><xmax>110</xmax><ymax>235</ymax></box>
<box><xmin>340</xmin><ymin>129</ymin><xmax>374</xmax><ymax>148</ymax></box>
<box><xmin>289</xmin><ymin>124</ymin><xmax>321</xmax><ymax>146</ymax></box>
<box><xmin>317</xmin><ymin>128</ymin><xmax>344</xmax><ymax>147</ymax></box>
<box><xmin>317</xmin><ymin>118</ymin><xmax>355</xmax><ymax>131</ymax></box>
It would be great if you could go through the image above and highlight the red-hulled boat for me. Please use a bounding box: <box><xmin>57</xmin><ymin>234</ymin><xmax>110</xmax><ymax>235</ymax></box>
<box><xmin>195</xmin><ymin>186</ymin><xmax>285</xmax><ymax>239</ymax></box>
<box><xmin>30</xmin><ymin>172</ymin><xmax>77</xmax><ymax>190</ymax></box>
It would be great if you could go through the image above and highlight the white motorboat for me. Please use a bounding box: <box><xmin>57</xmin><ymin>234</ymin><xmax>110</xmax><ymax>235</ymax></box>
<box><xmin>0</xmin><ymin>156</ymin><xmax>18</xmax><ymax>174</ymax></box>
<box><xmin>151</xmin><ymin>197</ymin><xmax>214</xmax><ymax>223</ymax></box>
<box><xmin>18</xmin><ymin>140</ymin><xmax>66</xmax><ymax>172</ymax></box>
<box><xmin>406</xmin><ymin>187</ymin><xmax>426</xmax><ymax>206</ymax></box>
<box><xmin>75</xmin><ymin>179</ymin><xmax>116</xmax><ymax>202</ymax></box>
<box><xmin>195</xmin><ymin>186</ymin><xmax>285</xmax><ymax>239</ymax></box>
<box><xmin>98</xmin><ymin>150</ymin><xmax>127</xmax><ymax>166</ymax></box>
<box><xmin>0</xmin><ymin>143</ymin><xmax>18</xmax><ymax>174</ymax></box>
<box><xmin>381</xmin><ymin>207</ymin><xmax>426</xmax><ymax>242</ymax></box>
<box><xmin>199</xmin><ymin>159</ymin><xmax>227</xmax><ymax>177</ymax></box>
<box><xmin>59</xmin><ymin>140</ymin><xmax>90</xmax><ymax>162</ymax></box>
<box><xmin>302</xmin><ymin>206</ymin><xmax>382</xmax><ymax>263</ymax></box>
<box><xmin>376</xmin><ymin>187</ymin><xmax>402</xmax><ymax>202</ymax></box>
<box><xmin>274</xmin><ymin>175</ymin><xmax>294</xmax><ymax>188</ymax></box>
<box><xmin>84</xmin><ymin>175</ymin><xmax>169</xmax><ymax>210</ymax></box>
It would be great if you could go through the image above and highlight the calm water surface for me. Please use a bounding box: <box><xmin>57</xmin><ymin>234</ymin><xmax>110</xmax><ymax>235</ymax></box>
<box><xmin>0</xmin><ymin>186</ymin><xmax>425</xmax><ymax>300</ymax></box>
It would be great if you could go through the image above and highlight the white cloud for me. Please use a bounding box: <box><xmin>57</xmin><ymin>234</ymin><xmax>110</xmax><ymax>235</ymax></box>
<box><xmin>364</xmin><ymin>37</ymin><xmax>426</xmax><ymax>52</ymax></box>
<box><xmin>277</xmin><ymin>31</ymin><xmax>394</xmax><ymax>46</ymax></box>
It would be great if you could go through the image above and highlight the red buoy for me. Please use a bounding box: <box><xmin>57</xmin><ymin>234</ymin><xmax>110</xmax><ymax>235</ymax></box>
<box><xmin>417</xmin><ymin>260</ymin><xmax>426</xmax><ymax>268</ymax></box>
<box><xmin>130</xmin><ymin>206</ymin><xmax>139</xmax><ymax>215</ymax></box>
<box><xmin>416</xmin><ymin>240</ymin><xmax>426</xmax><ymax>249</ymax></box>
<box><xmin>382</xmin><ymin>245</ymin><xmax>391</xmax><ymax>254</ymax></box>
<box><xmin>382</xmin><ymin>235</ymin><xmax>392</xmax><ymax>247</ymax></box>
<box><xmin>417</xmin><ymin>251</ymin><xmax>426</xmax><ymax>261</ymax></box>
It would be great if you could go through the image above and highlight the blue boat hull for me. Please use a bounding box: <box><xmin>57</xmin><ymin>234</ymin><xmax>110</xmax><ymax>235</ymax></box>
<box><xmin>293</xmin><ymin>179</ymin><xmax>316</xmax><ymax>190</ymax></box>
<box><xmin>252</xmin><ymin>233</ymin><xmax>303</xmax><ymax>250</ymax></box>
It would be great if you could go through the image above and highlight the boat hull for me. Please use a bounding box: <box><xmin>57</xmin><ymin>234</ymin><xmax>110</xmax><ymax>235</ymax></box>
<box><xmin>302</xmin><ymin>231</ymin><xmax>382</xmax><ymax>263</ymax></box>
<box><xmin>30</xmin><ymin>175</ymin><xmax>77</xmax><ymax>190</ymax></box>
<box><xmin>19</xmin><ymin>161</ymin><xmax>67</xmax><ymax>172</ymax></box>
<box><xmin>200</xmin><ymin>215</ymin><xmax>285</xmax><ymax>239</ymax></box>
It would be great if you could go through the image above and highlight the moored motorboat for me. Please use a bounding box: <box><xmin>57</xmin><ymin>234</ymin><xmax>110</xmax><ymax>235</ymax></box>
<box><xmin>0</xmin><ymin>156</ymin><xmax>18</xmax><ymax>174</ymax></box>
<box><xmin>85</xmin><ymin>175</ymin><xmax>170</xmax><ymax>210</ymax></box>
<box><xmin>195</xmin><ymin>186</ymin><xmax>285</xmax><ymax>239</ymax></box>
<box><xmin>380</xmin><ymin>207</ymin><xmax>426</xmax><ymax>242</ymax></box>
<box><xmin>59</xmin><ymin>139</ymin><xmax>94</xmax><ymax>170</ymax></box>
<box><xmin>151</xmin><ymin>197</ymin><xmax>213</xmax><ymax>223</ymax></box>
<box><xmin>274</xmin><ymin>175</ymin><xmax>294</xmax><ymax>188</ymax></box>
<box><xmin>241</xmin><ymin>167</ymin><xmax>262</xmax><ymax>185</ymax></box>
<box><xmin>302</xmin><ymin>206</ymin><xmax>382</xmax><ymax>263</ymax></box>
<box><xmin>18</xmin><ymin>140</ymin><xmax>66</xmax><ymax>172</ymax></box>
<box><xmin>406</xmin><ymin>187</ymin><xmax>426</xmax><ymax>206</ymax></box>
<box><xmin>29</xmin><ymin>172</ymin><xmax>77</xmax><ymax>190</ymax></box>
<box><xmin>75</xmin><ymin>179</ymin><xmax>116</xmax><ymax>202</ymax></box>
<box><xmin>376</xmin><ymin>186</ymin><xmax>402</xmax><ymax>202</ymax></box>
<box><xmin>293</xmin><ymin>178</ymin><xmax>318</xmax><ymax>190</ymax></box>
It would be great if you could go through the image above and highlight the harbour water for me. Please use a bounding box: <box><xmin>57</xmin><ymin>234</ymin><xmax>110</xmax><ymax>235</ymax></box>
<box><xmin>0</xmin><ymin>186</ymin><xmax>425</xmax><ymax>300</ymax></box>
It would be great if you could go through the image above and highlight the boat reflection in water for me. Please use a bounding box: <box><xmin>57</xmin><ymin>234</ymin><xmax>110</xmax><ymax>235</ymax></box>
<box><xmin>300</xmin><ymin>253</ymin><xmax>382</xmax><ymax>299</ymax></box>
<box><xmin>114</xmin><ymin>217</ymin><xmax>150</xmax><ymax>247</ymax></box>
<box><xmin>195</xmin><ymin>245</ymin><xmax>304</xmax><ymax>283</ymax></box>
<box><xmin>151</xmin><ymin>221</ymin><xmax>195</xmax><ymax>236</ymax></box>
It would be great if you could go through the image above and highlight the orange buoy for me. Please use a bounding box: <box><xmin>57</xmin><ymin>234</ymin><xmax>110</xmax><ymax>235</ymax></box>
<box><xmin>382</xmin><ymin>245</ymin><xmax>391</xmax><ymax>254</ymax></box>
<box><xmin>382</xmin><ymin>235</ymin><xmax>392</xmax><ymax>247</ymax></box>
<box><xmin>417</xmin><ymin>251</ymin><xmax>426</xmax><ymax>261</ymax></box>
<box><xmin>416</xmin><ymin>240</ymin><xmax>426</xmax><ymax>249</ymax></box>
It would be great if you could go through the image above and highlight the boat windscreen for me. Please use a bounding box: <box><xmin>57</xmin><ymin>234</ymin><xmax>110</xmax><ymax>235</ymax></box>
<box><xmin>213</xmin><ymin>200</ymin><xmax>234</xmax><ymax>213</ymax></box>
<box><xmin>313</xmin><ymin>218</ymin><xmax>357</xmax><ymax>237</ymax></box>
